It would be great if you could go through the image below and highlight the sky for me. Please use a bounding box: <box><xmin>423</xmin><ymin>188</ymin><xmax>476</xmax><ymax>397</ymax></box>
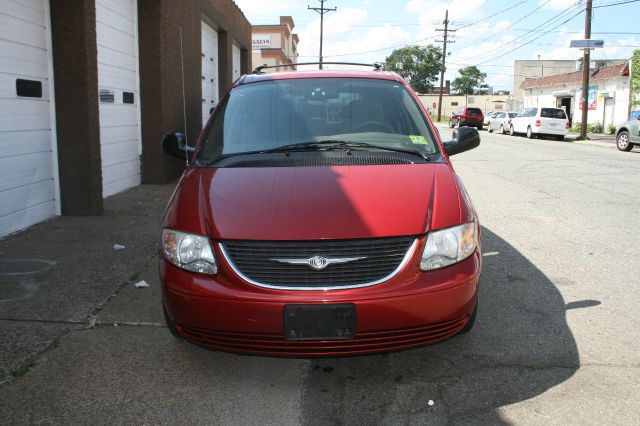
<box><xmin>233</xmin><ymin>0</ymin><xmax>640</xmax><ymax>91</ymax></box>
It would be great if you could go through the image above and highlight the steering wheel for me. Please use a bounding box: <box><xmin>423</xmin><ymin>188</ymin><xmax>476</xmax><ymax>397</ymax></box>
<box><xmin>352</xmin><ymin>121</ymin><xmax>395</xmax><ymax>133</ymax></box>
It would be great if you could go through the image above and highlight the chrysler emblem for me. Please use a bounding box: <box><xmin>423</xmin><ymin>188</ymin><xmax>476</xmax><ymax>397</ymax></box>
<box><xmin>270</xmin><ymin>255</ymin><xmax>366</xmax><ymax>270</ymax></box>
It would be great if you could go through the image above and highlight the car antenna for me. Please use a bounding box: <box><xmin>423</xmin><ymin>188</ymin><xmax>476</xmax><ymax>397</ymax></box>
<box><xmin>179</xmin><ymin>26</ymin><xmax>189</xmax><ymax>166</ymax></box>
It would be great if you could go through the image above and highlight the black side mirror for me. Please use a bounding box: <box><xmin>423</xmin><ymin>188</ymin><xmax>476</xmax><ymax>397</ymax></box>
<box><xmin>443</xmin><ymin>127</ymin><xmax>480</xmax><ymax>156</ymax></box>
<box><xmin>161</xmin><ymin>132</ymin><xmax>194</xmax><ymax>159</ymax></box>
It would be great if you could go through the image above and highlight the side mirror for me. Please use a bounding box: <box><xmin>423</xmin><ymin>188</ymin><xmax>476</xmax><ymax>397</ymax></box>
<box><xmin>161</xmin><ymin>132</ymin><xmax>194</xmax><ymax>159</ymax></box>
<box><xmin>443</xmin><ymin>127</ymin><xmax>480</xmax><ymax>156</ymax></box>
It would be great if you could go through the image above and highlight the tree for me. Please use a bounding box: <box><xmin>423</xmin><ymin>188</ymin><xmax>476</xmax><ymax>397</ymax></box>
<box><xmin>451</xmin><ymin>66</ymin><xmax>487</xmax><ymax>95</ymax></box>
<box><xmin>384</xmin><ymin>45</ymin><xmax>443</xmax><ymax>93</ymax></box>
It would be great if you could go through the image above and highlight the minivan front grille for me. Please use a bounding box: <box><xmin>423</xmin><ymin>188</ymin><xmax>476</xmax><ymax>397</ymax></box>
<box><xmin>220</xmin><ymin>236</ymin><xmax>416</xmax><ymax>289</ymax></box>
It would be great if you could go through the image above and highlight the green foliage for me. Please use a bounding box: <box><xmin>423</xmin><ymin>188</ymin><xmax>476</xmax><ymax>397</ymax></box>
<box><xmin>587</xmin><ymin>121</ymin><xmax>604</xmax><ymax>133</ymax></box>
<box><xmin>451</xmin><ymin>66</ymin><xmax>487</xmax><ymax>95</ymax></box>
<box><xmin>570</xmin><ymin>122</ymin><xmax>581</xmax><ymax>133</ymax></box>
<box><xmin>607</xmin><ymin>123</ymin><xmax>617</xmax><ymax>135</ymax></box>
<box><xmin>384</xmin><ymin>45</ymin><xmax>443</xmax><ymax>93</ymax></box>
<box><xmin>631</xmin><ymin>49</ymin><xmax>640</xmax><ymax>109</ymax></box>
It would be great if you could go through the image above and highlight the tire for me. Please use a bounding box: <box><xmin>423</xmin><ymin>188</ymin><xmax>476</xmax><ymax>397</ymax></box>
<box><xmin>460</xmin><ymin>300</ymin><xmax>478</xmax><ymax>334</ymax></box>
<box><xmin>500</xmin><ymin>125</ymin><xmax>505</xmax><ymax>134</ymax></box>
<box><xmin>526</xmin><ymin>126</ymin><xmax>535</xmax><ymax>139</ymax></box>
<box><xmin>617</xmin><ymin>130</ymin><xmax>633</xmax><ymax>152</ymax></box>
<box><xmin>163</xmin><ymin>302</ymin><xmax>183</xmax><ymax>339</ymax></box>
<box><xmin>510</xmin><ymin>125</ymin><xmax>515</xmax><ymax>136</ymax></box>
<box><xmin>478</xmin><ymin>125</ymin><xmax>483</xmax><ymax>131</ymax></box>
<box><xmin>449</xmin><ymin>119</ymin><xmax>454</xmax><ymax>129</ymax></box>
<box><xmin>488</xmin><ymin>126</ymin><xmax>493</xmax><ymax>133</ymax></box>
<box><xmin>556</xmin><ymin>135</ymin><xmax>564</xmax><ymax>141</ymax></box>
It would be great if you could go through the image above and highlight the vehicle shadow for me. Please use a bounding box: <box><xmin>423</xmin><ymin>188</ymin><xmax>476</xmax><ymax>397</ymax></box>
<box><xmin>298</xmin><ymin>226</ymin><xmax>579</xmax><ymax>424</ymax></box>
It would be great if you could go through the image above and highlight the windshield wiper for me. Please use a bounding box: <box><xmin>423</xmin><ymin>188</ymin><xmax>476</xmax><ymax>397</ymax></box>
<box><xmin>257</xmin><ymin>140</ymin><xmax>430</xmax><ymax>160</ymax></box>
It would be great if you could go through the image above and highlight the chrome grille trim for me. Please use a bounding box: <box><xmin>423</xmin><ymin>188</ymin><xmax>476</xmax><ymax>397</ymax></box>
<box><xmin>218</xmin><ymin>239</ymin><xmax>418</xmax><ymax>291</ymax></box>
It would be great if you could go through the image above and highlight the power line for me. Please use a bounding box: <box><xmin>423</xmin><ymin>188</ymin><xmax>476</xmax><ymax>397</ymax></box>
<box><xmin>593</xmin><ymin>0</ymin><xmax>640</xmax><ymax>8</ymax></box>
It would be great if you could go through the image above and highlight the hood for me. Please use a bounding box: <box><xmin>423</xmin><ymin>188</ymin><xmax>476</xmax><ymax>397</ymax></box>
<box><xmin>163</xmin><ymin>164</ymin><xmax>465</xmax><ymax>240</ymax></box>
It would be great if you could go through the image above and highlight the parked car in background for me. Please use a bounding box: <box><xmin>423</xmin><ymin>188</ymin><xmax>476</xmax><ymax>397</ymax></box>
<box><xmin>159</xmin><ymin>65</ymin><xmax>482</xmax><ymax>357</ymax></box>
<box><xmin>615</xmin><ymin>116</ymin><xmax>640</xmax><ymax>151</ymax></box>
<box><xmin>483</xmin><ymin>111</ymin><xmax>496</xmax><ymax>126</ymax></box>
<box><xmin>449</xmin><ymin>107</ymin><xmax>484</xmax><ymax>130</ymax></box>
<box><xmin>488</xmin><ymin>111</ymin><xmax>519</xmax><ymax>134</ymax></box>
<box><xmin>510</xmin><ymin>107</ymin><xmax>569</xmax><ymax>140</ymax></box>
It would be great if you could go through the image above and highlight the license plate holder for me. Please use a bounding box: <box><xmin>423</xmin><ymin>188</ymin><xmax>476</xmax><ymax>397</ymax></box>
<box><xmin>284</xmin><ymin>304</ymin><xmax>356</xmax><ymax>340</ymax></box>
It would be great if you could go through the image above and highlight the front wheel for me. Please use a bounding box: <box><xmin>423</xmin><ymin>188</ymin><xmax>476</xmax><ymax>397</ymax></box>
<box><xmin>500</xmin><ymin>125</ymin><xmax>505</xmax><ymax>134</ymax></box>
<box><xmin>617</xmin><ymin>130</ymin><xmax>633</xmax><ymax>152</ymax></box>
<box><xmin>477</xmin><ymin>125</ymin><xmax>483</xmax><ymax>131</ymax></box>
<box><xmin>510</xmin><ymin>125</ymin><xmax>516</xmax><ymax>136</ymax></box>
<box><xmin>488</xmin><ymin>125</ymin><xmax>493</xmax><ymax>133</ymax></box>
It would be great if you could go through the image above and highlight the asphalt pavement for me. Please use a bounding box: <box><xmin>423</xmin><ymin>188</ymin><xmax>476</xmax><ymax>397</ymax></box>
<box><xmin>1</xmin><ymin>128</ymin><xmax>639</xmax><ymax>424</ymax></box>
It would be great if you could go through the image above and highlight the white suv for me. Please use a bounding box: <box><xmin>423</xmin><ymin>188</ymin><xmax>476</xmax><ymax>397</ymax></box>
<box><xmin>510</xmin><ymin>107</ymin><xmax>569</xmax><ymax>141</ymax></box>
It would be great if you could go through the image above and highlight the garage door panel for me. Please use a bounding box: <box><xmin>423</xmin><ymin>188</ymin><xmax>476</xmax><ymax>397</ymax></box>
<box><xmin>0</xmin><ymin>199</ymin><xmax>55</xmax><ymax>237</ymax></box>
<box><xmin>0</xmin><ymin>179</ymin><xmax>54</xmax><ymax>218</ymax></box>
<box><xmin>97</xmin><ymin>0</ymin><xmax>135</xmax><ymax>22</ymax></box>
<box><xmin>99</xmin><ymin>125</ymin><xmax>138</xmax><ymax>145</ymax></box>
<box><xmin>0</xmin><ymin>98</ymin><xmax>51</xmax><ymax>131</ymax></box>
<box><xmin>95</xmin><ymin>3</ymin><xmax>134</xmax><ymax>34</ymax></box>
<box><xmin>0</xmin><ymin>151</ymin><xmax>53</xmax><ymax>193</ymax></box>
<box><xmin>101</xmin><ymin>142</ymin><xmax>138</xmax><ymax>167</ymax></box>
<box><xmin>97</xmin><ymin>46</ymin><xmax>136</xmax><ymax>72</ymax></box>
<box><xmin>0</xmin><ymin>130</ymin><xmax>51</xmax><ymax>158</ymax></box>
<box><xmin>96</xmin><ymin>22</ymin><xmax>135</xmax><ymax>54</ymax></box>
<box><xmin>0</xmin><ymin>73</ymin><xmax>50</xmax><ymax>99</ymax></box>
<box><xmin>0</xmin><ymin>13</ymin><xmax>46</xmax><ymax>49</ymax></box>
<box><xmin>0</xmin><ymin>0</ymin><xmax>47</xmax><ymax>27</ymax></box>
<box><xmin>99</xmin><ymin>104</ymin><xmax>138</xmax><ymax>127</ymax></box>
<box><xmin>98</xmin><ymin>65</ymin><xmax>137</xmax><ymax>89</ymax></box>
<box><xmin>201</xmin><ymin>21</ymin><xmax>219</xmax><ymax>127</ymax></box>
<box><xmin>0</xmin><ymin>37</ymin><xmax>48</xmax><ymax>67</ymax></box>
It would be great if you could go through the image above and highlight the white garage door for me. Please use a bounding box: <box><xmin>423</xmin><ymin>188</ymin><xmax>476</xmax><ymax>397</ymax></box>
<box><xmin>96</xmin><ymin>0</ymin><xmax>141</xmax><ymax>198</ymax></box>
<box><xmin>0</xmin><ymin>0</ymin><xmax>59</xmax><ymax>237</ymax></box>
<box><xmin>232</xmin><ymin>43</ymin><xmax>241</xmax><ymax>82</ymax></box>
<box><xmin>201</xmin><ymin>21</ymin><xmax>219</xmax><ymax>127</ymax></box>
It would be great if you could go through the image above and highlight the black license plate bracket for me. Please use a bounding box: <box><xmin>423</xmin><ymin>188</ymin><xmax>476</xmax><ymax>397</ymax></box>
<box><xmin>284</xmin><ymin>304</ymin><xmax>356</xmax><ymax>340</ymax></box>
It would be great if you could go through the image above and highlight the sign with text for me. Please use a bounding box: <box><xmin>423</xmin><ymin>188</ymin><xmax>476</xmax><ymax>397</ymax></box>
<box><xmin>252</xmin><ymin>35</ymin><xmax>271</xmax><ymax>51</ymax></box>
<box><xmin>578</xmin><ymin>85</ymin><xmax>597</xmax><ymax>110</ymax></box>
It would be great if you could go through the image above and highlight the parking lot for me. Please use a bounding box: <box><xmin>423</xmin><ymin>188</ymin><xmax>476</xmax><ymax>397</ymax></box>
<box><xmin>1</xmin><ymin>127</ymin><xmax>639</xmax><ymax>424</ymax></box>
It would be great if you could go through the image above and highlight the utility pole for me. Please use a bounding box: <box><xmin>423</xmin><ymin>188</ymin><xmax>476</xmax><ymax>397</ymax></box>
<box><xmin>579</xmin><ymin>0</ymin><xmax>593</xmax><ymax>140</ymax></box>
<box><xmin>436</xmin><ymin>10</ymin><xmax>455</xmax><ymax>122</ymax></box>
<box><xmin>308</xmin><ymin>0</ymin><xmax>337</xmax><ymax>70</ymax></box>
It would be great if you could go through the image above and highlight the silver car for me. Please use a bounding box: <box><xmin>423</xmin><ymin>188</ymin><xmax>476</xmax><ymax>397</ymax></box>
<box><xmin>488</xmin><ymin>111</ymin><xmax>519</xmax><ymax>134</ymax></box>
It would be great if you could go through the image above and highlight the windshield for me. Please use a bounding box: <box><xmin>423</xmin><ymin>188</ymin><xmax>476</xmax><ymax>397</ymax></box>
<box><xmin>198</xmin><ymin>78</ymin><xmax>439</xmax><ymax>161</ymax></box>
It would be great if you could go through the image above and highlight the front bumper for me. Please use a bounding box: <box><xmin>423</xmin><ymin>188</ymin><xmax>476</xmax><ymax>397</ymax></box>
<box><xmin>162</xmin><ymin>244</ymin><xmax>481</xmax><ymax>357</ymax></box>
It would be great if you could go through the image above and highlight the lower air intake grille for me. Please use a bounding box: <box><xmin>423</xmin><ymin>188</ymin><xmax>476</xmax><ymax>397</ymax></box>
<box><xmin>221</xmin><ymin>236</ymin><xmax>416</xmax><ymax>289</ymax></box>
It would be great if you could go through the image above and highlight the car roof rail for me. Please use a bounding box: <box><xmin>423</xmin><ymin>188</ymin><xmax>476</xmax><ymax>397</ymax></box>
<box><xmin>252</xmin><ymin>62</ymin><xmax>384</xmax><ymax>74</ymax></box>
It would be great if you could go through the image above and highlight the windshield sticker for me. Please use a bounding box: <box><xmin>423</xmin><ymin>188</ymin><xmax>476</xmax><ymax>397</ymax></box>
<box><xmin>409</xmin><ymin>135</ymin><xmax>427</xmax><ymax>144</ymax></box>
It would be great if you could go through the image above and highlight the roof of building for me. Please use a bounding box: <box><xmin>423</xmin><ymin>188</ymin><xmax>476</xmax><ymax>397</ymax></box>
<box><xmin>520</xmin><ymin>61</ymin><xmax>629</xmax><ymax>90</ymax></box>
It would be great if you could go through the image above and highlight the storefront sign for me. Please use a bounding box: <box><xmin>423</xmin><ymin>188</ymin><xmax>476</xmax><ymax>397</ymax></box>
<box><xmin>578</xmin><ymin>85</ymin><xmax>597</xmax><ymax>110</ymax></box>
<box><xmin>252</xmin><ymin>35</ymin><xmax>270</xmax><ymax>51</ymax></box>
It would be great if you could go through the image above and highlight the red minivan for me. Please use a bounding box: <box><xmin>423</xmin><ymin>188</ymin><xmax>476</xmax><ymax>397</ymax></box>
<box><xmin>160</xmin><ymin>65</ymin><xmax>482</xmax><ymax>356</ymax></box>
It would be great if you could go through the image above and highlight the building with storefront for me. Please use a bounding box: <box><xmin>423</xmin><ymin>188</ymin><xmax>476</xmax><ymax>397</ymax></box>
<box><xmin>0</xmin><ymin>0</ymin><xmax>251</xmax><ymax>237</ymax></box>
<box><xmin>252</xmin><ymin>16</ymin><xmax>299</xmax><ymax>72</ymax></box>
<box><xmin>520</xmin><ymin>61</ymin><xmax>631</xmax><ymax>127</ymax></box>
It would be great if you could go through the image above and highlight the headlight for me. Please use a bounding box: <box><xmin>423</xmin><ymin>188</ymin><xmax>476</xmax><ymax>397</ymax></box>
<box><xmin>420</xmin><ymin>222</ymin><xmax>477</xmax><ymax>271</ymax></box>
<box><xmin>162</xmin><ymin>229</ymin><xmax>217</xmax><ymax>275</ymax></box>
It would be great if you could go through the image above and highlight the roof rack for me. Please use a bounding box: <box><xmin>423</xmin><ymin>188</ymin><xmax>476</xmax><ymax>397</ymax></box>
<box><xmin>253</xmin><ymin>62</ymin><xmax>384</xmax><ymax>74</ymax></box>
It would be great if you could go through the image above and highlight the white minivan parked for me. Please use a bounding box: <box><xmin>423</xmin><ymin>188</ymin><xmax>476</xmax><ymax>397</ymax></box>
<box><xmin>510</xmin><ymin>107</ymin><xmax>569</xmax><ymax>141</ymax></box>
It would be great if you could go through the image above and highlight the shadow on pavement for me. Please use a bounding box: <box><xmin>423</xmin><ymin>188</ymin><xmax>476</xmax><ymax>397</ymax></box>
<box><xmin>298</xmin><ymin>226</ymin><xmax>579</xmax><ymax>424</ymax></box>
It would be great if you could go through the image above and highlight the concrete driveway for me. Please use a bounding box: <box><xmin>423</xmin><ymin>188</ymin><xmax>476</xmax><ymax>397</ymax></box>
<box><xmin>1</xmin><ymin>128</ymin><xmax>639</xmax><ymax>424</ymax></box>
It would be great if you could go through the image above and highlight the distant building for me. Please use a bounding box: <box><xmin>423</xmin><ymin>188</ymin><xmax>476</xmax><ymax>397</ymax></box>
<box><xmin>513</xmin><ymin>59</ymin><xmax>625</xmax><ymax>103</ymax></box>
<box><xmin>520</xmin><ymin>61</ymin><xmax>631</xmax><ymax>127</ymax></box>
<box><xmin>426</xmin><ymin>80</ymin><xmax>450</xmax><ymax>95</ymax></box>
<box><xmin>418</xmin><ymin>94</ymin><xmax>511</xmax><ymax>118</ymax></box>
<box><xmin>252</xmin><ymin>16</ymin><xmax>299</xmax><ymax>72</ymax></box>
